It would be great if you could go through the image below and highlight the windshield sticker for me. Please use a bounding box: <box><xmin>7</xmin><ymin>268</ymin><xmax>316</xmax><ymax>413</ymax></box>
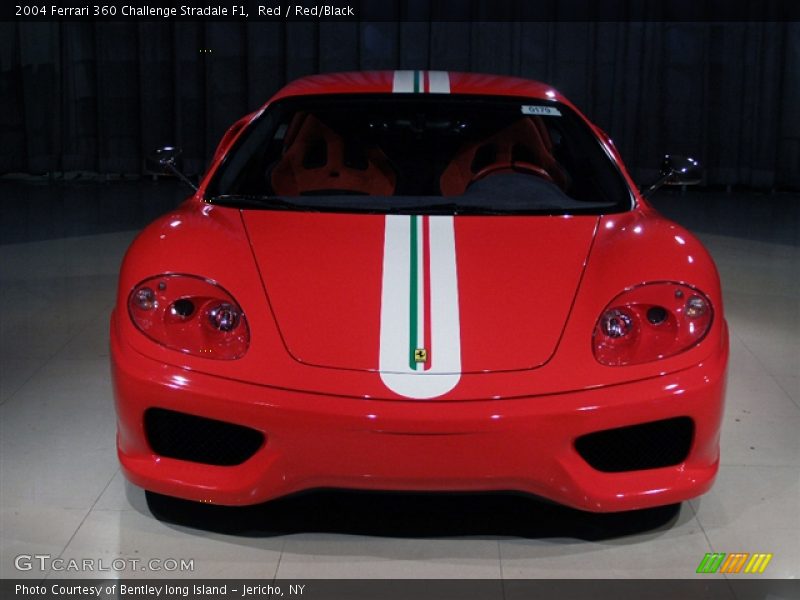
<box><xmin>521</xmin><ymin>105</ymin><xmax>562</xmax><ymax>116</ymax></box>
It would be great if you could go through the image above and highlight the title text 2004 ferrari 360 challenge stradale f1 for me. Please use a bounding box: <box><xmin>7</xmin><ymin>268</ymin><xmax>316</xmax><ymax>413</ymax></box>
<box><xmin>111</xmin><ymin>71</ymin><xmax>728</xmax><ymax>513</ymax></box>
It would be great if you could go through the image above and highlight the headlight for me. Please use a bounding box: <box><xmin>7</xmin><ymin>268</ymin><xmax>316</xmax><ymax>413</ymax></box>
<box><xmin>593</xmin><ymin>282</ymin><xmax>712</xmax><ymax>366</ymax></box>
<box><xmin>128</xmin><ymin>274</ymin><xmax>249</xmax><ymax>360</ymax></box>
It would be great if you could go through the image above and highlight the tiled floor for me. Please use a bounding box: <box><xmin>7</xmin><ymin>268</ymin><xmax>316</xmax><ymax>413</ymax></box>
<box><xmin>0</xmin><ymin>190</ymin><xmax>798</xmax><ymax>583</ymax></box>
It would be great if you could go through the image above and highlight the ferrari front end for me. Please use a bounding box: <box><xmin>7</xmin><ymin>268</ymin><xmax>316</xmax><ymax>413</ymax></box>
<box><xmin>111</xmin><ymin>71</ymin><xmax>727</xmax><ymax>513</ymax></box>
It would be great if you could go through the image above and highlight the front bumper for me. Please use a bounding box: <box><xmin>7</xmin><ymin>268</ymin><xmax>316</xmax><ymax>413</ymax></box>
<box><xmin>112</xmin><ymin>322</ymin><xmax>727</xmax><ymax>513</ymax></box>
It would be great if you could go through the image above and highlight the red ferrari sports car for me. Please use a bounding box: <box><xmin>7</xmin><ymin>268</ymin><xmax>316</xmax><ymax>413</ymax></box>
<box><xmin>112</xmin><ymin>71</ymin><xmax>728</xmax><ymax>512</ymax></box>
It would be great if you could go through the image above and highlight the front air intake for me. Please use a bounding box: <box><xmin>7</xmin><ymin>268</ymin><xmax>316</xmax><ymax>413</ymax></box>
<box><xmin>144</xmin><ymin>408</ymin><xmax>264</xmax><ymax>466</ymax></box>
<box><xmin>575</xmin><ymin>417</ymin><xmax>694</xmax><ymax>472</ymax></box>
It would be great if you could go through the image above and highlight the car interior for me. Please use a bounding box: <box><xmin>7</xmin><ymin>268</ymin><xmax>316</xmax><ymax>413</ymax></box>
<box><xmin>268</xmin><ymin>111</ymin><xmax>569</xmax><ymax>198</ymax></box>
<box><xmin>208</xmin><ymin>96</ymin><xmax>631</xmax><ymax>213</ymax></box>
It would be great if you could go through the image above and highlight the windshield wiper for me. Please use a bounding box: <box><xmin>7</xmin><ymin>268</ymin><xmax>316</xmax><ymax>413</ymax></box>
<box><xmin>207</xmin><ymin>194</ymin><xmax>318</xmax><ymax>211</ymax></box>
<box><xmin>208</xmin><ymin>195</ymin><xmax>508</xmax><ymax>215</ymax></box>
<box><xmin>386</xmin><ymin>202</ymin><xmax>505</xmax><ymax>215</ymax></box>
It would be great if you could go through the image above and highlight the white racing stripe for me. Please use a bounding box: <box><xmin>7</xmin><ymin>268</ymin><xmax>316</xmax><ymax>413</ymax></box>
<box><xmin>379</xmin><ymin>216</ymin><xmax>461</xmax><ymax>399</ymax></box>
<box><xmin>392</xmin><ymin>70</ymin><xmax>415</xmax><ymax>93</ymax></box>
<box><xmin>391</xmin><ymin>70</ymin><xmax>450</xmax><ymax>95</ymax></box>
<box><xmin>379</xmin><ymin>70</ymin><xmax>459</xmax><ymax>399</ymax></box>
<box><xmin>427</xmin><ymin>70</ymin><xmax>451</xmax><ymax>94</ymax></box>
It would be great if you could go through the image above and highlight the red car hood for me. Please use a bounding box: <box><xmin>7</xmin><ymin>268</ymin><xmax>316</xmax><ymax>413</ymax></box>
<box><xmin>242</xmin><ymin>211</ymin><xmax>598</xmax><ymax>375</ymax></box>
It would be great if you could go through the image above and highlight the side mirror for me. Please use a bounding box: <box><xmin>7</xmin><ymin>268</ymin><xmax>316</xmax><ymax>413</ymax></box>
<box><xmin>149</xmin><ymin>145</ymin><xmax>198</xmax><ymax>191</ymax></box>
<box><xmin>642</xmin><ymin>155</ymin><xmax>702</xmax><ymax>197</ymax></box>
<box><xmin>154</xmin><ymin>146</ymin><xmax>182</xmax><ymax>169</ymax></box>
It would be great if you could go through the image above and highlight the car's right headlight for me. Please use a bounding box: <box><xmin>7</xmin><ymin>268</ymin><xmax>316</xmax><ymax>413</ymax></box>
<box><xmin>592</xmin><ymin>282</ymin><xmax>712</xmax><ymax>366</ymax></box>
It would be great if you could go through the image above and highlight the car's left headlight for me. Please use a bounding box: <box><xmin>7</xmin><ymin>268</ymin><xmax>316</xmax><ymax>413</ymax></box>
<box><xmin>128</xmin><ymin>274</ymin><xmax>249</xmax><ymax>360</ymax></box>
<box><xmin>592</xmin><ymin>282</ymin><xmax>712</xmax><ymax>366</ymax></box>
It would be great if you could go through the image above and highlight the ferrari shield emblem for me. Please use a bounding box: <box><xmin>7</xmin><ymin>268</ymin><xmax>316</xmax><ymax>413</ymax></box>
<box><xmin>414</xmin><ymin>348</ymin><xmax>428</xmax><ymax>363</ymax></box>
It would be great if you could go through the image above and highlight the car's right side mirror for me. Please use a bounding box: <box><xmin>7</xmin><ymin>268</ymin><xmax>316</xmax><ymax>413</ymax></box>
<box><xmin>642</xmin><ymin>154</ymin><xmax>702</xmax><ymax>197</ymax></box>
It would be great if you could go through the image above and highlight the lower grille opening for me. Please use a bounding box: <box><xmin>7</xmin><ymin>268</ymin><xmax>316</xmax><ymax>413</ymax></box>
<box><xmin>144</xmin><ymin>408</ymin><xmax>264</xmax><ymax>466</ymax></box>
<box><xmin>575</xmin><ymin>417</ymin><xmax>694</xmax><ymax>473</ymax></box>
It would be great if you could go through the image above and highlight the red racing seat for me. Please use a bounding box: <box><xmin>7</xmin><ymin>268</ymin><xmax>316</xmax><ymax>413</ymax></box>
<box><xmin>271</xmin><ymin>113</ymin><xmax>396</xmax><ymax>196</ymax></box>
<box><xmin>439</xmin><ymin>117</ymin><xmax>567</xmax><ymax>196</ymax></box>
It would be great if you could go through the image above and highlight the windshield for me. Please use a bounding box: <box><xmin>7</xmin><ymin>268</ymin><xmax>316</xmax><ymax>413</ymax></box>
<box><xmin>206</xmin><ymin>94</ymin><xmax>633</xmax><ymax>215</ymax></box>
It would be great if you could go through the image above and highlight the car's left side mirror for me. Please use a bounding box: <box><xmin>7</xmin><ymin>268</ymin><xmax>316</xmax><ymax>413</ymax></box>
<box><xmin>148</xmin><ymin>145</ymin><xmax>198</xmax><ymax>192</ymax></box>
<box><xmin>642</xmin><ymin>155</ymin><xmax>702</xmax><ymax>197</ymax></box>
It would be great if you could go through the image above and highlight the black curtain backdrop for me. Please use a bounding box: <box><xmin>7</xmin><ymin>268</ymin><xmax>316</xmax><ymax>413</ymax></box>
<box><xmin>1</xmin><ymin>21</ymin><xmax>798</xmax><ymax>188</ymax></box>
